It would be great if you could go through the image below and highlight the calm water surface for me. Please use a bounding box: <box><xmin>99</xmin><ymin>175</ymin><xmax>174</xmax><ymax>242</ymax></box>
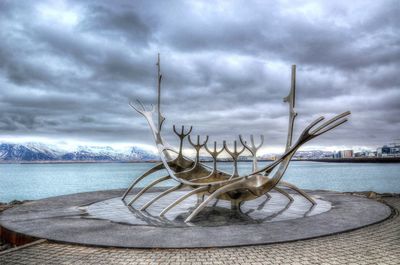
<box><xmin>0</xmin><ymin>161</ymin><xmax>399</xmax><ymax>202</ymax></box>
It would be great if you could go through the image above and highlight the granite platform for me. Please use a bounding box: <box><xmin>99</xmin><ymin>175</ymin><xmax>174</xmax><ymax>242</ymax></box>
<box><xmin>0</xmin><ymin>188</ymin><xmax>392</xmax><ymax>248</ymax></box>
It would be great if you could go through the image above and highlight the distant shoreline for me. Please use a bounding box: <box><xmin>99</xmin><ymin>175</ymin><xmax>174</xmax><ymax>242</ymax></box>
<box><xmin>0</xmin><ymin>160</ymin><xmax>160</xmax><ymax>164</ymax></box>
<box><xmin>296</xmin><ymin>157</ymin><xmax>400</xmax><ymax>163</ymax></box>
<box><xmin>0</xmin><ymin>157</ymin><xmax>399</xmax><ymax>164</ymax></box>
<box><xmin>0</xmin><ymin>159</ymin><xmax>273</xmax><ymax>164</ymax></box>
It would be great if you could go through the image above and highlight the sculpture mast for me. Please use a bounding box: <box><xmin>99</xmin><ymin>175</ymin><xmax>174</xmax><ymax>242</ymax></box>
<box><xmin>156</xmin><ymin>53</ymin><xmax>165</xmax><ymax>132</ymax></box>
<box><xmin>284</xmin><ymin>65</ymin><xmax>297</xmax><ymax>151</ymax></box>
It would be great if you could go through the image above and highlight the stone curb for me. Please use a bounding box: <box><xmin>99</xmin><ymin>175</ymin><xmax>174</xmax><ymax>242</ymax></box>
<box><xmin>0</xmin><ymin>239</ymin><xmax>47</xmax><ymax>256</ymax></box>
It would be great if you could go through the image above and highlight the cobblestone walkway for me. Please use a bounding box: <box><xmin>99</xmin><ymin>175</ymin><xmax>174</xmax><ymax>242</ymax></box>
<box><xmin>1</xmin><ymin>197</ymin><xmax>399</xmax><ymax>265</ymax></box>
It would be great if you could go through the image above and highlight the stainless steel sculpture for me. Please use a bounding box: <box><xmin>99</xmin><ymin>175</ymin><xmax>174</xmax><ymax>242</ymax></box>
<box><xmin>122</xmin><ymin>54</ymin><xmax>351</xmax><ymax>223</ymax></box>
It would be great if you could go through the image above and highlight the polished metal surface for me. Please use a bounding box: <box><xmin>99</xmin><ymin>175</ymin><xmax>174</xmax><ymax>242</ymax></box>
<box><xmin>239</xmin><ymin>134</ymin><xmax>264</xmax><ymax>171</ymax></box>
<box><xmin>89</xmin><ymin>190</ymin><xmax>331</xmax><ymax>227</ymax></box>
<box><xmin>123</xmin><ymin>55</ymin><xmax>351</xmax><ymax>223</ymax></box>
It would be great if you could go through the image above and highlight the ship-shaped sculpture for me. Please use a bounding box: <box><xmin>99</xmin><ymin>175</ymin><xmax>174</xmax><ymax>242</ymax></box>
<box><xmin>122</xmin><ymin>54</ymin><xmax>351</xmax><ymax>223</ymax></box>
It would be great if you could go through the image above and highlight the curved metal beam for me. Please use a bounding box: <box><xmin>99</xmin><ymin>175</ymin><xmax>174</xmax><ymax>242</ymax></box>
<box><xmin>159</xmin><ymin>186</ymin><xmax>209</xmax><ymax>217</ymax></box>
<box><xmin>121</xmin><ymin>163</ymin><xmax>165</xmax><ymax>201</ymax></box>
<box><xmin>279</xmin><ymin>181</ymin><xmax>316</xmax><ymax>205</ymax></box>
<box><xmin>273</xmin><ymin>187</ymin><xmax>294</xmax><ymax>202</ymax></box>
<box><xmin>127</xmin><ymin>175</ymin><xmax>171</xmax><ymax>206</ymax></box>
<box><xmin>140</xmin><ymin>184</ymin><xmax>183</xmax><ymax>211</ymax></box>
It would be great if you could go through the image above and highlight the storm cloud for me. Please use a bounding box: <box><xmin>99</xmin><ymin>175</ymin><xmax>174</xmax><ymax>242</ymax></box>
<box><xmin>0</xmin><ymin>0</ymin><xmax>399</xmax><ymax>152</ymax></box>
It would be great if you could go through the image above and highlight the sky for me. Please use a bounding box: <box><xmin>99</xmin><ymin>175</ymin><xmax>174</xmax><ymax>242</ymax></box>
<box><xmin>0</xmin><ymin>0</ymin><xmax>399</xmax><ymax>154</ymax></box>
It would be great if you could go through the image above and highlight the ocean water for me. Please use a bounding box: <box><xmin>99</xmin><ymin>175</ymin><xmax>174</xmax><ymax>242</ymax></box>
<box><xmin>0</xmin><ymin>161</ymin><xmax>399</xmax><ymax>202</ymax></box>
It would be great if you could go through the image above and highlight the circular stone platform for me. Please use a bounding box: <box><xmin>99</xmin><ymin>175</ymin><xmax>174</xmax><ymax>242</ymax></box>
<box><xmin>0</xmin><ymin>188</ymin><xmax>392</xmax><ymax>248</ymax></box>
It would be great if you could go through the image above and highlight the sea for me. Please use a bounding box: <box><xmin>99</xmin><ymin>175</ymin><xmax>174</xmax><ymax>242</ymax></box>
<box><xmin>0</xmin><ymin>161</ymin><xmax>399</xmax><ymax>202</ymax></box>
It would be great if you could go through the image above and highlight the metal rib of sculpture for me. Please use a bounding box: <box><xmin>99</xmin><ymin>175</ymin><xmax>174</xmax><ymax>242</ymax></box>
<box><xmin>122</xmin><ymin>54</ymin><xmax>351</xmax><ymax>223</ymax></box>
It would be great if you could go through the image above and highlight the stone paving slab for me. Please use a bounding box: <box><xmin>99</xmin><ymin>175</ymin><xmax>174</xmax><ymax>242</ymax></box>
<box><xmin>0</xmin><ymin>189</ymin><xmax>391</xmax><ymax>248</ymax></box>
<box><xmin>0</xmin><ymin>197</ymin><xmax>399</xmax><ymax>264</ymax></box>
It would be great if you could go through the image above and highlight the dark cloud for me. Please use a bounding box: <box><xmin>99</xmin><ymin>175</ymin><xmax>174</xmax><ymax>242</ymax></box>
<box><xmin>0</xmin><ymin>0</ymin><xmax>399</xmax><ymax>151</ymax></box>
<box><xmin>78</xmin><ymin>4</ymin><xmax>152</xmax><ymax>45</ymax></box>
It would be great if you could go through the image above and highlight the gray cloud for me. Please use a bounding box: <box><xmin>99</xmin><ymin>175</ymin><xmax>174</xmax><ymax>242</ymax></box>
<box><xmin>0</xmin><ymin>0</ymin><xmax>399</xmax><ymax>151</ymax></box>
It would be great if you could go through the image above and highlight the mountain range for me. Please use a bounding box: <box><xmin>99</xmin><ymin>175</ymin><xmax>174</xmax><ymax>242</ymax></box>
<box><xmin>0</xmin><ymin>142</ymin><xmax>158</xmax><ymax>162</ymax></box>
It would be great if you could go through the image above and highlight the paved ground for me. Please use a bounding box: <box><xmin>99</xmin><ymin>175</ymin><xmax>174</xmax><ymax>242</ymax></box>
<box><xmin>0</xmin><ymin>197</ymin><xmax>399</xmax><ymax>265</ymax></box>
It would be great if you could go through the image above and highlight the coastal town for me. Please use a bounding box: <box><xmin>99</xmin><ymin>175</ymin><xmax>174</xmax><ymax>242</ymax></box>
<box><xmin>258</xmin><ymin>141</ymin><xmax>400</xmax><ymax>161</ymax></box>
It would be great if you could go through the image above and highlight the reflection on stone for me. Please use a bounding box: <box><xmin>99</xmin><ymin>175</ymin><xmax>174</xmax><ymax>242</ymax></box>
<box><xmin>82</xmin><ymin>190</ymin><xmax>331</xmax><ymax>227</ymax></box>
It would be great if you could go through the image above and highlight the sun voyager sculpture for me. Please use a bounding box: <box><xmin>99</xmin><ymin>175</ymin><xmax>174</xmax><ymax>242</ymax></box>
<box><xmin>122</xmin><ymin>55</ymin><xmax>351</xmax><ymax>223</ymax></box>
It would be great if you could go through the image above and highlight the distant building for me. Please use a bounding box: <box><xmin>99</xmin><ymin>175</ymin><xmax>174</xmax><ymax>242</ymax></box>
<box><xmin>333</xmin><ymin>151</ymin><xmax>341</xmax><ymax>159</ymax></box>
<box><xmin>293</xmin><ymin>150</ymin><xmax>334</xmax><ymax>159</ymax></box>
<box><xmin>238</xmin><ymin>155</ymin><xmax>253</xmax><ymax>161</ymax></box>
<box><xmin>340</xmin><ymin>150</ymin><xmax>353</xmax><ymax>158</ymax></box>
<box><xmin>390</xmin><ymin>146</ymin><xmax>400</xmax><ymax>156</ymax></box>
<box><xmin>377</xmin><ymin>146</ymin><xmax>390</xmax><ymax>157</ymax></box>
<box><xmin>377</xmin><ymin>142</ymin><xmax>400</xmax><ymax>157</ymax></box>
<box><xmin>354</xmin><ymin>152</ymin><xmax>364</xmax><ymax>157</ymax></box>
<box><xmin>378</xmin><ymin>145</ymin><xmax>394</xmax><ymax>157</ymax></box>
<box><xmin>260</xmin><ymin>154</ymin><xmax>277</xmax><ymax>160</ymax></box>
<box><xmin>354</xmin><ymin>151</ymin><xmax>376</xmax><ymax>157</ymax></box>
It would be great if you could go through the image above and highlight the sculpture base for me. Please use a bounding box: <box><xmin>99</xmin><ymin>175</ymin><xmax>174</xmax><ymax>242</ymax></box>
<box><xmin>87</xmin><ymin>191</ymin><xmax>330</xmax><ymax>227</ymax></box>
<box><xmin>0</xmin><ymin>188</ymin><xmax>392</xmax><ymax>248</ymax></box>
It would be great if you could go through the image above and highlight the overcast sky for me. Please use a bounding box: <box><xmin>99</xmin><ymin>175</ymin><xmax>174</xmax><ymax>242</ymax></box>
<box><xmin>0</xmin><ymin>0</ymin><xmax>399</xmax><ymax>153</ymax></box>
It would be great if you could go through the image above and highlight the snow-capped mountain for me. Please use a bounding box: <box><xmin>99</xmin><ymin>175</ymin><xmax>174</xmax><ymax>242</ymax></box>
<box><xmin>0</xmin><ymin>142</ymin><xmax>158</xmax><ymax>162</ymax></box>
